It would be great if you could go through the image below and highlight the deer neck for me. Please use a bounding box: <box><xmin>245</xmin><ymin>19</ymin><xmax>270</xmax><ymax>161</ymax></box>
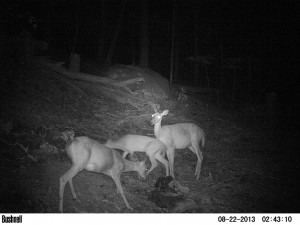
<box><xmin>153</xmin><ymin>120</ymin><xmax>162</xmax><ymax>138</ymax></box>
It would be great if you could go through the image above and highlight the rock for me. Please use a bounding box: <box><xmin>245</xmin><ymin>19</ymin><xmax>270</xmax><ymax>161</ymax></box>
<box><xmin>148</xmin><ymin>176</ymin><xmax>197</xmax><ymax>213</ymax></box>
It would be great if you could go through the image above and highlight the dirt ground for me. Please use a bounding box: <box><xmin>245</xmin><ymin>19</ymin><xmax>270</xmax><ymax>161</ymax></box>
<box><xmin>0</xmin><ymin>65</ymin><xmax>299</xmax><ymax>213</ymax></box>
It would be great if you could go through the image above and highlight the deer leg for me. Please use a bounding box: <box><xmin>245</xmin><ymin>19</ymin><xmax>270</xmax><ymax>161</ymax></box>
<box><xmin>155</xmin><ymin>152</ymin><xmax>170</xmax><ymax>176</ymax></box>
<box><xmin>190</xmin><ymin>143</ymin><xmax>203</xmax><ymax>180</ymax></box>
<box><xmin>59</xmin><ymin>166</ymin><xmax>81</xmax><ymax>213</ymax></box>
<box><xmin>188</xmin><ymin>146</ymin><xmax>199</xmax><ymax>176</ymax></box>
<box><xmin>68</xmin><ymin>178</ymin><xmax>78</xmax><ymax>201</ymax></box>
<box><xmin>166</xmin><ymin>147</ymin><xmax>175</xmax><ymax>178</ymax></box>
<box><xmin>196</xmin><ymin>146</ymin><xmax>204</xmax><ymax>179</ymax></box>
<box><xmin>111</xmin><ymin>173</ymin><xmax>133</xmax><ymax>210</ymax></box>
<box><xmin>122</xmin><ymin>151</ymin><xmax>129</xmax><ymax>159</ymax></box>
<box><xmin>146</xmin><ymin>156</ymin><xmax>158</xmax><ymax>176</ymax></box>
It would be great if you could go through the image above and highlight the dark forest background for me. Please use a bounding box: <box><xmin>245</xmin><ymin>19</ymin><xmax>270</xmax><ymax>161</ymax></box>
<box><xmin>1</xmin><ymin>0</ymin><xmax>298</xmax><ymax>107</ymax></box>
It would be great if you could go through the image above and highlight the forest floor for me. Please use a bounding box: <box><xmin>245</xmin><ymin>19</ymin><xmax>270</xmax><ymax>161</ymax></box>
<box><xmin>0</xmin><ymin>63</ymin><xmax>298</xmax><ymax>213</ymax></box>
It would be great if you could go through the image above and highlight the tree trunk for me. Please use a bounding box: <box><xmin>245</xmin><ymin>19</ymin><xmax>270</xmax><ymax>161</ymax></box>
<box><xmin>170</xmin><ymin>0</ymin><xmax>177</xmax><ymax>84</ymax></box>
<box><xmin>96</xmin><ymin>0</ymin><xmax>106</xmax><ymax>64</ymax></box>
<box><xmin>219</xmin><ymin>41</ymin><xmax>224</xmax><ymax>106</ymax></box>
<box><xmin>231</xmin><ymin>65</ymin><xmax>236</xmax><ymax>109</ymax></box>
<box><xmin>174</xmin><ymin>37</ymin><xmax>179</xmax><ymax>84</ymax></box>
<box><xmin>69</xmin><ymin>0</ymin><xmax>80</xmax><ymax>72</ymax></box>
<box><xmin>104</xmin><ymin>0</ymin><xmax>127</xmax><ymax>67</ymax></box>
<box><xmin>194</xmin><ymin>4</ymin><xmax>198</xmax><ymax>82</ymax></box>
<box><xmin>247</xmin><ymin>59</ymin><xmax>251</xmax><ymax>102</ymax></box>
<box><xmin>139</xmin><ymin>0</ymin><xmax>149</xmax><ymax>68</ymax></box>
<box><xmin>69</xmin><ymin>53</ymin><xmax>80</xmax><ymax>72</ymax></box>
<box><xmin>71</xmin><ymin>0</ymin><xmax>80</xmax><ymax>53</ymax></box>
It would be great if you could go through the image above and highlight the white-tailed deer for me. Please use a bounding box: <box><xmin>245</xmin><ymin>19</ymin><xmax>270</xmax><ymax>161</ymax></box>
<box><xmin>105</xmin><ymin>134</ymin><xmax>169</xmax><ymax>176</ymax></box>
<box><xmin>59</xmin><ymin>136</ymin><xmax>147</xmax><ymax>213</ymax></box>
<box><xmin>151</xmin><ymin>109</ymin><xmax>205</xmax><ymax>180</ymax></box>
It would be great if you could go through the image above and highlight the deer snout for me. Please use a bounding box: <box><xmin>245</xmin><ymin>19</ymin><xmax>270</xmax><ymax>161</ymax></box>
<box><xmin>138</xmin><ymin>171</ymin><xmax>147</xmax><ymax>180</ymax></box>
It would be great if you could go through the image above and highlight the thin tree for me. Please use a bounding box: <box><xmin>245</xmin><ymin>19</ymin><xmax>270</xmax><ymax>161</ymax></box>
<box><xmin>96</xmin><ymin>0</ymin><xmax>106</xmax><ymax>65</ymax></box>
<box><xmin>219</xmin><ymin>41</ymin><xmax>224</xmax><ymax>106</ymax></box>
<box><xmin>194</xmin><ymin>3</ymin><xmax>199</xmax><ymax>82</ymax></box>
<box><xmin>225</xmin><ymin>58</ymin><xmax>242</xmax><ymax>109</ymax></box>
<box><xmin>139</xmin><ymin>0</ymin><xmax>149</xmax><ymax>68</ymax></box>
<box><xmin>69</xmin><ymin>0</ymin><xmax>80</xmax><ymax>72</ymax></box>
<box><xmin>104</xmin><ymin>0</ymin><xmax>127</xmax><ymax>67</ymax></box>
<box><xmin>170</xmin><ymin>0</ymin><xmax>177</xmax><ymax>84</ymax></box>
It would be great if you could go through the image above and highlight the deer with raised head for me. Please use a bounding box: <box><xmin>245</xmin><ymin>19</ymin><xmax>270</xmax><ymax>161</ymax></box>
<box><xmin>151</xmin><ymin>109</ymin><xmax>205</xmax><ymax>180</ymax></box>
<box><xmin>59</xmin><ymin>136</ymin><xmax>147</xmax><ymax>213</ymax></box>
<box><xmin>105</xmin><ymin>134</ymin><xmax>169</xmax><ymax>176</ymax></box>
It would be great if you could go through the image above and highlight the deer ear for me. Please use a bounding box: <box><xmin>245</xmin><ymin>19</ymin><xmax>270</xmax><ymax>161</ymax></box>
<box><xmin>163</xmin><ymin>109</ymin><xmax>169</xmax><ymax>116</ymax></box>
